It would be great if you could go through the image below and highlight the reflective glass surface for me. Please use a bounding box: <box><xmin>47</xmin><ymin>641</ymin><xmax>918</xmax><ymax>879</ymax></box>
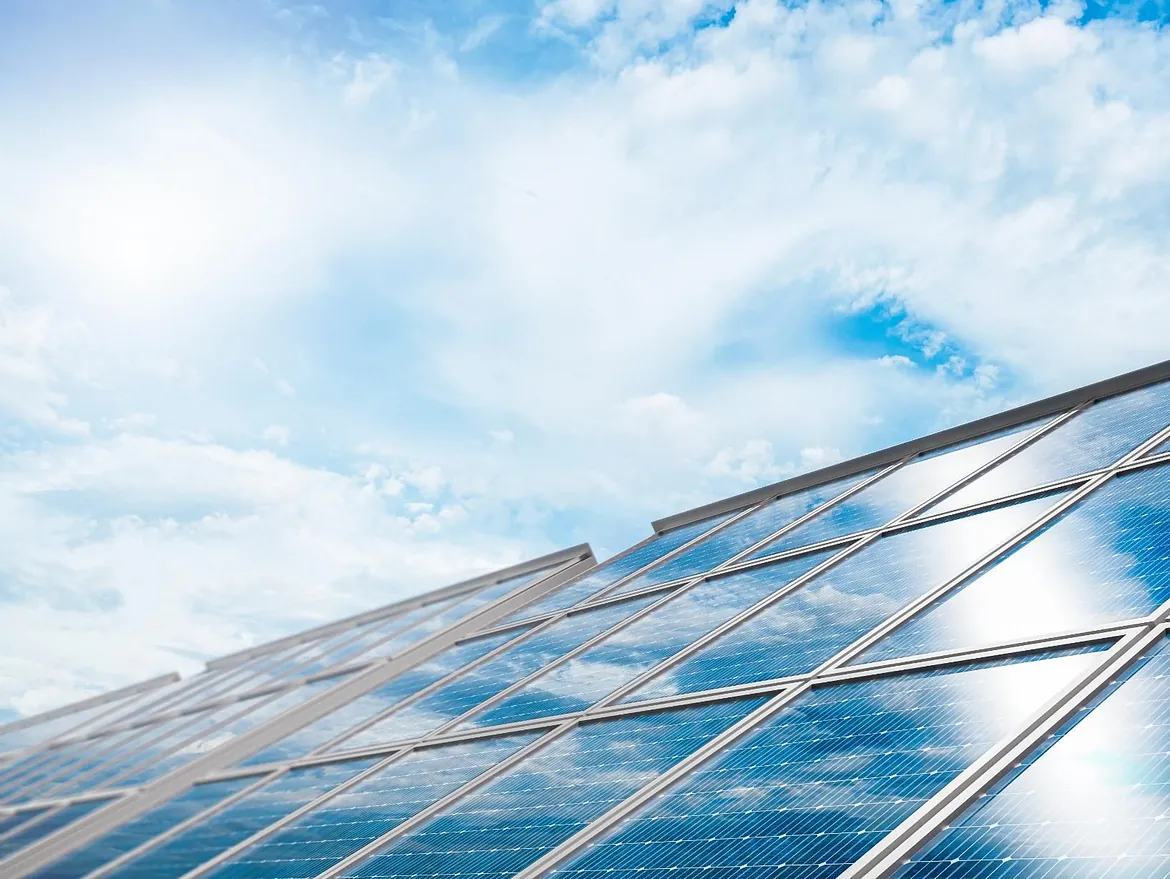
<box><xmin>337</xmin><ymin>596</ymin><xmax>658</xmax><ymax>749</ymax></box>
<box><xmin>625</xmin><ymin>492</ymin><xmax>1064</xmax><ymax>702</ymax></box>
<box><xmin>0</xmin><ymin>698</ymin><xmax>131</xmax><ymax>756</ymax></box>
<box><xmin>612</xmin><ymin>472</ymin><xmax>873</xmax><ymax>596</ymax></box>
<box><xmin>897</xmin><ymin>637</ymin><xmax>1170</xmax><ymax>878</ymax></box>
<box><xmin>929</xmin><ymin>382</ymin><xmax>1170</xmax><ymax>515</ymax></box>
<box><xmin>207</xmin><ymin>734</ymin><xmax>539</xmax><ymax>879</ymax></box>
<box><xmin>464</xmin><ymin>550</ymin><xmax>838</xmax><ymax>729</ymax></box>
<box><xmin>339</xmin><ymin>697</ymin><xmax>766</xmax><ymax>879</ymax></box>
<box><xmin>0</xmin><ymin>807</ymin><xmax>49</xmax><ymax>838</ymax></box>
<box><xmin>858</xmin><ymin>466</ymin><xmax>1170</xmax><ymax>664</ymax></box>
<box><xmin>242</xmin><ymin>629</ymin><xmax>527</xmax><ymax>767</ymax></box>
<box><xmin>552</xmin><ymin>648</ymin><xmax>1105</xmax><ymax>879</ymax></box>
<box><xmin>505</xmin><ymin>514</ymin><xmax>733</xmax><ymax>622</ymax></box>
<box><xmin>28</xmin><ymin>778</ymin><xmax>255</xmax><ymax>879</ymax></box>
<box><xmin>0</xmin><ymin>798</ymin><xmax>113</xmax><ymax>859</ymax></box>
<box><xmin>105</xmin><ymin>759</ymin><xmax>380</xmax><ymax>879</ymax></box>
<box><xmin>3</xmin><ymin>727</ymin><xmax>144</xmax><ymax>805</ymax></box>
<box><xmin>749</xmin><ymin>422</ymin><xmax>1040</xmax><ymax>559</ymax></box>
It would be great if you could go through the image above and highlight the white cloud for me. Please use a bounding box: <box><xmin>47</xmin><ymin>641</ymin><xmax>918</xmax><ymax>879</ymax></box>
<box><xmin>262</xmin><ymin>424</ymin><xmax>291</xmax><ymax>445</ymax></box>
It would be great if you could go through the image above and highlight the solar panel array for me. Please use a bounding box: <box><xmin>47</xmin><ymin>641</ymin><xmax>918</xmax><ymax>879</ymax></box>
<box><xmin>4</xmin><ymin>371</ymin><xmax>1170</xmax><ymax>878</ymax></box>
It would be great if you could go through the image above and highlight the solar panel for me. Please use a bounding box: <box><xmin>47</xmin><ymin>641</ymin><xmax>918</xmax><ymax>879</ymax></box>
<box><xmin>103</xmin><ymin>759</ymin><xmax>380</xmax><ymax>878</ymax></box>
<box><xmin>746</xmin><ymin>422</ymin><xmax>1041</xmax><ymax>559</ymax></box>
<box><xmin>927</xmin><ymin>380</ymin><xmax>1170</xmax><ymax>515</ymax></box>
<box><xmin>622</xmin><ymin>491</ymin><xmax>1065</xmax><ymax>703</ymax></box>
<box><xmin>204</xmin><ymin>734</ymin><xmax>540</xmax><ymax>878</ymax></box>
<box><xmin>337</xmin><ymin>697</ymin><xmax>768</xmax><ymax>879</ymax></box>
<box><xmin>26</xmin><ymin>777</ymin><xmax>255</xmax><ymax>879</ymax></box>
<box><xmin>461</xmin><ymin>549</ymin><xmax>839</xmax><ymax>729</ymax></box>
<box><xmin>0</xmin><ymin>798</ymin><xmax>113</xmax><ymax>860</ymax></box>
<box><xmin>857</xmin><ymin>464</ymin><xmax>1170</xmax><ymax>665</ymax></box>
<box><xmin>551</xmin><ymin>647</ymin><xmax>1107</xmax><ymax>879</ymax></box>
<box><xmin>334</xmin><ymin>595</ymin><xmax>659</xmax><ymax>749</ymax></box>
<box><xmin>503</xmin><ymin>514</ymin><xmax>733</xmax><ymax>622</ymax></box>
<box><xmin>0</xmin><ymin>808</ymin><xmax>50</xmax><ymax>839</ymax></box>
<box><xmin>240</xmin><ymin>629</ymin><xmax>529</xmax><ymax>767</ymax></box>
<box><xmin>896</xmin><ymin>636</ymin><xmax>1170</xmax><ymax>878</ymax></box>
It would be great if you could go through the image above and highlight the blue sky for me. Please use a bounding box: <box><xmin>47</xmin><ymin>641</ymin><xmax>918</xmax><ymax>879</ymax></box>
<box><xmin>0</xmin><ymin>0</ymin><xmax>1167</xmax><ymax>719</ymax></box>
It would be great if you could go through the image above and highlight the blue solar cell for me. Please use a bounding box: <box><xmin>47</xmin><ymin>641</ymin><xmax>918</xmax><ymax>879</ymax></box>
<box><xmin>335</xmin><ymin>596</ymin><xmax>659</xmax><ymax>750</ymax></box>
<box><xmin>338</xmin><ymin>697</ymin><xmax>767</xmax><ymax>879</ymax></box>
<box><xmin>205</xmin><ymin>734</ymin><xmax>539</xmax><ymax>879</ymax></box>
<box><xmin>105</xmin><ymin>759</ymin><xmax>380</xmax><ymax>878</ymax></box>
<box><xmin>0</xmin><ymin>798</ymin><xmax>113</xmax><ymax>860</ymax></box>
<box><xmin>27</xmin><ymin>778</ymin><xmax>255</xmax><ymax>879</ymax></box>
<box><xmin>857</xmin><ymin>465</ymin><xmax>1170</xmax><ymax>664</ymax></box>
<box><xmin>748</xmin><ymin>422</ymin><xmax>1041</xmax><ymax>559</ymax></box>
<box><xmin>896</xmin><ymin>636</ymin><xmax>1170</xmax><ymax>878</ymax></box>
<box><xmin>0</xmin><ymin>748</ymin><xmax>72</xmax><ymax>797</ymax></box>
<box><xmin>241</xmin><ymin>629</ymin><xmax>528</xmax><ymax>767</ymax></box>
<box><xmin>612</xmin><ymin>473</ymin><xmax>873</xmax><ymax>596</ymax></box>
<box><xmin>504</xmin><ymin>515</ymin><xmax>733</xmax><ymax>622</ymax></box>
<box><xmin>2</xmin><ymin>729</ymin><xmax>143</xmax><ymax>806</ymax></box>
<box><xmin>551</xmin><ymin>647</ymin><xmax>1106</xmax><ymax>879</ymax></box>
<box><xmin>623</xmin><ymin>492</ymin><xmax>1065</xmax><ymax>702</ymax></box>
<box><xmin>0</xmin><ymin>807</ymin><xmax>49</xmax><ymax>839</ymax></box>
<box><xmin>929</xmin><ymin>381</ymin><xmax>1170</xmax><ymax>516</ymax></box>
<box><xmin>1156</xmin><ymin>437</ymin><xmax>1170</xmax><ymax>456</ymax></box>
<box><xmin>0</xmin><ymin>700</ymin><xmax>129</xmax><ymax>757</ymax></box>
<box><xmin>462</xmin><ymin>549</ymin><xmax>839</xmax><ymax>729</ymax></box>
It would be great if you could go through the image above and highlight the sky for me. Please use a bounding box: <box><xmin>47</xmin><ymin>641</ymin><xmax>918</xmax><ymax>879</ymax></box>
<box><xmin>0</xmin><ymin>0</ymin><xmax>1167</xmax><ymax>721</ymax></box>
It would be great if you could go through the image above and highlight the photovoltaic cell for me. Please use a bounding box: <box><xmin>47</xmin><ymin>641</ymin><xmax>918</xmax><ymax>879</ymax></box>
<box><xmin>0</xmin><ymin>807</ymin><xmax>49</xmax><ymax>839</ymax></box>
<box><xmin>857</xmin><ymin>465</ymin><xmax>1170</xmax><ymax>664</ymax></box>
<box><xmin>896</xmin><ymin>636</ymin><xmax>1170</xmax><ymax>878</ymax></box>
<box><xmin>104</xmin><ymin>759</ymin><xmax>380</xmax><ymax>878</ymax></box>
<box><xmin>338</xmin><ymin>697</ymin><xmax>767</xmax><ymax>879</ymax></box>
<box><xmin>242</xmin><ymin>629</ymin><xmax>528</xmax><ymax>767</ymax></box>
<box><xmin>747</xmin><ymin>422</ymin><xmax>1040</xmax><ymax>559</ymax></box>
<box><xmin>27</xmin><ymin>777</ymin><xmax>256</xmax><ymax>879</ymax></box>
<box><xmin>336</xmin><ymin>596</ymin><xmax>658</xmax><ymax>749</ymax></box>
<box><xmin>205</xmin><ymin>734</ymin><xmax>539</xmax><ymax>879</ymax></box>
<box><xmin>623</xmin><ymin>492</ymin><xmax>1065</xmax><ymax>702</ymax></box>
<box><xmin>928</xmin><ymin>380</ymin><xmax>1170</xmax><ymax>516</ymax></box>
<box><xmin>2</xmin><ymin>728</ymin><xmax>144</xmax><ymax>805</ymax></box>
<box><xmin>0</xmin><ymin>798</ymin><xmax>113</xmax><ymax>860</ymax></box>
<box><xmin>0</xmin><ymin>696</ymin><xmax>136</xmax><ymax>756</ymax></box>
<box><xmin>551</xmin><ymin>647</ymin><xmax>1107</xmax><ymax>879</ymax></box>
<box><xmin>462</xmin><ymin>549</ymin><xmax>838</xmax><ymax>729</ymax></box>
<box><xmin>610</xmin><ymin>471</ymin><xmax>873</xmax><ymax>596</ymax></box>
<box><xmin>504</xmin><ymin>514</ymin><xmax>733</xmax><ymax>622</ymax></box>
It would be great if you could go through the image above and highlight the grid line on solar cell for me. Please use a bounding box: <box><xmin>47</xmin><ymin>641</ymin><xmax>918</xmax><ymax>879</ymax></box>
<box><xmin>336</xmin><ymin>697</ymin><xmax>768</xmax><ymax>879</ymax></box>
<box><xmin>101</xmin><ymin>759</ymin><xmax>380</xmax><ymax>878</ymax></box>
<box><xmin>622</xmin><ymin>492</ymin><xmax>1064</xmax><ymax>704</ymax></box>
<box><xmin>927</xmin><ymin>380</ymin><xmax>1170</xmax><ymax>516</ymax></box>
<box><xmin>550</xmin><ymin>647</ymin><xmax>1107</xmax><ymax>879</ymax></box>
<box><xmin>204</xmin><ymin>734</ymin><xmax>540</xmax><ymax>879</ymax></box>
<box><xmin>857</xmin><ymin>464</ymin><xmax>1170</xmax><ymax>666</ymax></box>
<box><xmin>334</xmin><ymin>596</ymin><xmax>659</xmax><ymax>752</ymax></box>
<box><xmin>460</xmin><ymin>549</ymin><xmax>840</xmax><ymax>730</ymax></box>
<box><xmin>0</xmin><ymin>798</ymin><xmax>113</xmax><ymax>862</ymax></box>
<box><xmin>895</xmin><ymin>634</ymin><xmax>1170</xmax><ymax>878</ymax></box>
<box><xmin>747</xmin><ymin>421</ymin><xmax>1042</xmax><ymax>560</ymax></box>
<box><xmin>25</xmin><ymin>777</ymin><xmax>255</xmax><ymax>879</ymax></box>
<box><xmin>503</xmin><ymin>514</ymin><xmax>733</xmax><ymax>622</ymax></box>
<box><xmin>242</xmin><ymin>628</ymin><xmax>528</xmax><ymax>767</ymax></box>
<box><xmin>608</xmin><ymin>471</ymin><xmax>875</xmax><ymax>597</ymax></box>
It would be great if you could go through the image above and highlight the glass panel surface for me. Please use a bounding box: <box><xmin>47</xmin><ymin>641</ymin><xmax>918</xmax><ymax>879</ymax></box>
<box><xmin>1156</xmin><ymin>436</ymin><xmax>1170</xmax><ymax>456</ymax></box>
<box><xmin>0</xmin><ymin>697</ymin><xmax>133</xmax><ymax>756</ymax></box>
<box><xmin>624</xmin><ymin>492</ymin><xmax>1065</xmax><ymax>702</ymax></box>
<box><xmin>613</xmin><ymin>472</ymin><xmax>873</xmax><ymax>596</ymax></box>
<box><xmin>504</xmin><ymin>514</ymin><xmax>733</xmax><ymax>622</ymax></box>
<box><xmin>748</xmin><ymin>422</ymin><xmax>1040</xmax><ymax>559</ymax></box>
<box><xmin>338</xmin><ymin>697</ymin><xmax>767</xmax><ymax>879</ymax></box>
<box><xmin>27</xmin><ymin>778</ymin><xmax>255</xmax><ymax>879</ymax></box>
<box><xmin>857</xmin><ymin>465</ymin><xmax>1170</xmax><ymax>664</ymax></box>
<box><xmin>242</xmin><ymin>629</ymin><xmax>528</xmax><ymax>767</ymax></box>
<box><xmin>336</xmin><ymin>596</ymin><xmax>659</xmax><ymax>749</ymax></box>
<box><xmin>206</xmin><ymin>734</ymin><xmax>539</xmax><ymax>879</ymax></box>
<box><xmin>463</xmin><ymin>549</ymin><xmax>839</xmax><ymax>729</ymax></box>
<box><xmin>105</xmin><ymin>759</ymin><xmax>380</xmax><ymax>879</ymax></box>
<box><xmin>551</xmin><ymin>648</ymin><xmax>1105</xmax><ymax>879</ymax></box>
<box><xmin>896</xmin><ymin>636</ymin><xmax>1170</xmax><ymax>879</ymax></box>
<box><xmin>0</xmin><ymin>798</ymin><xmax>113</xmax><ymax>859</ymax></box>
<box><xmin>2</xmin><ymin>728</ymin><xmax>144</xmax><ymax>805</ymax></box>
<box><xmin>928</xmin><ymin>381</ymin><xmax>1170</xmax><ymax>515</ymax></box>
